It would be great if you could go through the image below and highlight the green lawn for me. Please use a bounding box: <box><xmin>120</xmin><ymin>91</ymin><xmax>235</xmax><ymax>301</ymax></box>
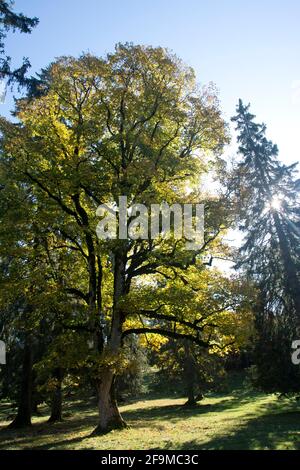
<box><xmin>1</xmin><ymin>384</ymin><xmax>300</xmax><ymax>450</ymax></box>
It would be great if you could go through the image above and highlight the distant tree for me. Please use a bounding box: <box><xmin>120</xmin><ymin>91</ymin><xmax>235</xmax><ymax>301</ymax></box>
<box><xmin>154</xmin><ymin>338</ymin><xmax>226</xmax><ymax>405</ymax></box>
<box><xmin>0</xmin><ymin>0</ymin><xmax>38</xmax><ymax>88</ymax></box>
<box><xmin>148</xmin><ymin>270</ymin><xmax>254</xmax><ymax>405</ymax></box>
<box><xmin>114</xmin><ymin>338</ymin><xmax>149</xmax><ymax>402</ymax></box>
<box><xmin>0</xmin><ymin>153</ymin><xmax>88</xmax><ymax>427</ymax></box>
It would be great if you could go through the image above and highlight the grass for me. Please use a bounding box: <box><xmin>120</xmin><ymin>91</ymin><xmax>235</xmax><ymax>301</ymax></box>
<box><xmin>1</xmin><ymin>376</ymin><xmax>300</xmax><ymax>450</ymax></box>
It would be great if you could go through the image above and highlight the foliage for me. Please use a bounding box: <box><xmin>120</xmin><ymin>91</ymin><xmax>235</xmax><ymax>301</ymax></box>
<box><xmin>0</xmin><ymin>0</ymin><xmax>38</xmax><ymax>87</ymax></box>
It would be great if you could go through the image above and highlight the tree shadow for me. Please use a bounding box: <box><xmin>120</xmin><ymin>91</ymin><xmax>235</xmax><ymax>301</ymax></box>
<box><xmin>0</xmin><ymin>411</ymin><xmax>98</xmax><ymax>450</ymax></box>
<box><xmin>26</xmin><ymin>434</ymin><xmax>90</xmax><ymax>450</ymax></box>
<box><xmin>1</xmin><ymin>383</ymin><xmax>300</xmax><ymax>450</ymax></box>
<box><xmin>169</xmin><ymin>410</ymin><xmax>300</xmax><ymax>450</ymax></box>
<box><xmin>122</xmin><ymin>403</ymin><xmax>215</xmax><ymax>425</ymax></box>
<box><xmin>121</xmin><ymin>389</ymin><xmax>271</xmax><ymax>424</ymax></box>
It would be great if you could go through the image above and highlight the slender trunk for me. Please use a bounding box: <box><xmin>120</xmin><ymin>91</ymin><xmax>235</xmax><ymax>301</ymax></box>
<box><xmin>48</xmin><ymin>368</ymin><xmax>63</xmax><ymax>423</ymax></box>
<box><xmin>9</xmin><ymin>335</ymin><xmax>33</xmax><ymax>428</ymax></box>
<box><xmin>183</xmin><ymin>342</ymin><xmax>197</xmax><ymax>407</ymax></box>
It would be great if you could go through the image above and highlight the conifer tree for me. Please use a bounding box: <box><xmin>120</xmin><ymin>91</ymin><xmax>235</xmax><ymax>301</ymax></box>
<box><xmin>231</xmin><ymin>100</ymin><xmax>300</xmax><ymax>394</ymax></box>
<box><xmin>0</xmin><ymin>0</ymin><xmax>38</xmax><ymax>87</ymax></box>
<box><xmin>232</xmin><ymin>100</ymin><xmax>300</xmax><ymax>323</ymax></box>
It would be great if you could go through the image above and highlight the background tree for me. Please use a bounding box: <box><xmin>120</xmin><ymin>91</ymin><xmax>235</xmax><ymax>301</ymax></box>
<box><xmin>132</xmin><ymin>268</ymin><xmax>254</xmax><ymax>406</ymax></box>
<box><xmin>0</xmin><ymin>150</ymin><xmax>92</xmax><ymax>426</ymax></box>
<box><xmin>231</xmin><ymin>100</ymin><xmax>300</xmax><ymax>395</ymax></box>
<box><xmin>0</xmin><ymin>0</ymin><xmax>38</xmax><ymax>88</ymax></box>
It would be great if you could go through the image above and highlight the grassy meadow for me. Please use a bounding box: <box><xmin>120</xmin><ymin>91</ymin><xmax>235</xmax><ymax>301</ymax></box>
<box><xmin>1</xmin><ymin>375</ymin><xmax>300</xmax><ymax>450</ymax></box>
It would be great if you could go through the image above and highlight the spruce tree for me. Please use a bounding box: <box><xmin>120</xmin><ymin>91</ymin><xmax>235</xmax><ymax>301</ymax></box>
<box><xmin>232</xmin><ymin>100</ymin><xmax>300</xmax><ymax>320</ymax></box>
<box><xmin>0</xmin><ymin>1</ymin><xmax>38</xmax><ymax>87</ymax></box>
<box><xmin>231</xmin><ymin>100</ymin><xmax>300</xmax><ymax>394</ymax></box>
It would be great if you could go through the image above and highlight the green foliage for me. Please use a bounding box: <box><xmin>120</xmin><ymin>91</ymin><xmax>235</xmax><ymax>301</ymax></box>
<box><xmin>115</xmin><ymin>339</ymin><xmax>149</xmax><ymax>401</ymax></box>
<box><xmin>153</xmin><ymin>340</ymin><xmax>226</xmax><ymax>398</ymax></box>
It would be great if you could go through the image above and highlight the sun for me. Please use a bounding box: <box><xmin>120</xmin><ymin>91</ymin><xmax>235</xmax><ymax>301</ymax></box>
<box><xmin>270</xmin><ymin>195</ymin><xmax>282</xmax><ymax>211</ymax></box>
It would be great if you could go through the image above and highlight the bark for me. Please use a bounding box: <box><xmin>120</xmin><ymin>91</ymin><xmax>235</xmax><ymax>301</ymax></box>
<box><xmin>92</xmin><ymin>372</ymin><xmax>127</xmax><ymax>434</ymax></box>
<box><xmin>8</xmin><ymin>335</ymin><xmax>33</xmax><ymax>428</ymax></box>
<box><xmin>48</xmin><ymin>368</ymin><xmax>63</xmax><ymax>423</ymax></box>
<box><xmin>183</xmin><ymin>342</ymin><xmax>197</xmax><ymax>407</ymax></box>
<box><xmin>92</xmin><ymin>251</ymin><xmax>128</xmax><ymax>434</ymax></box>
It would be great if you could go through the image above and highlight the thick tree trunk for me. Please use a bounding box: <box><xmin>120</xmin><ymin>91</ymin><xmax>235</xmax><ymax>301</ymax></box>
<box><xmin>92</xmin><ymin>372</ymin><xmax>127</xmax><ymax>434</ymax></box>
<box><xmin>185</xmin><ymin>388</ymin><xmax>197</xmax><ymax>406</ymax></box>
<box><xmin>9</xmin><ymin>335</ymin><xmax>33</xmax><ymax>428</ymax></box>
<box><xmin>92</xmin><ymin>251</ymin><xmax>128</xmax><ymax>434</ymax></box>
<box><xmin>48</xmin><ymin>368</ymin><xmax>63</xmax><ymax>423</ymax></box>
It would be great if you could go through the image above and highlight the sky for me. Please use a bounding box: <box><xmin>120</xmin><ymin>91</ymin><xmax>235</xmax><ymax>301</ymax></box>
<box><xmin>1</xmin><ymin>0</ymin><xmax>300</xmax><ymax>167</ymax></box>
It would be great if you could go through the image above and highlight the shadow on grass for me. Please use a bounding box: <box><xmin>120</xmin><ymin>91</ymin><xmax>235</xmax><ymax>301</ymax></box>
<box><xmin>0</xmin><ymin>410</ymin><xmax>98</xmax><ymax>450</ymax></box>
<box><xmin>161</xmin><ymin>410</ymin><xmax>300</xmax><ymax>450</ymax></box>
<box><xmin>121</xmin><ymin>390</ymin><xmax>267</xmax><ymax>424</ymax></box>
<box><xmin>1</xmin><ymin>380</ymin><xmax>300</xmax><ymax>450</ymax></box>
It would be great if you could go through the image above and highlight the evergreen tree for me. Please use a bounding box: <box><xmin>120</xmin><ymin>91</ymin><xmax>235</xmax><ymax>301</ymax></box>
<box><xmin>232</xmin><ymin>100</ymin><xmax>300</xmax><ymax>319</ymax></box>
<box><xmin>231</xmin><ymin>100</ymin><xmax>300</xmax><ymax>394</ymax></box>
<box><xmin>0</xmin><ymin>0</ymin><xmax>38</xmax><ymax>88</ymax></box>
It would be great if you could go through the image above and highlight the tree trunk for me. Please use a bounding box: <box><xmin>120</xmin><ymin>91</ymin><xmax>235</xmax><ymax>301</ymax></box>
<box><xmin>9</xmin><ymin>335</ymin><xmax>33</xmax><ymax>428</ymax></box>
<box><xmin>185</xmin><ymin>386</ymin><xmax>197</xmax><ymax>406</ymax></box>
<box><xmin>92</xmin><ymin>372</ymin><xmax>126</xmax><ymax>434</ymax></box>
<box><xmin>183</xmin><ymin>341</ymin><xmax>197</xmax><ymax>407</ymax></box>
<box><xmin>92</xmin><ymin>251</ymin><xmax>128</xmax><ymax>434</ymax></box>
<box><xmin>48</xmin><ymin>368</ymin><xmax>63</xmax><ymax>423</ymax></box>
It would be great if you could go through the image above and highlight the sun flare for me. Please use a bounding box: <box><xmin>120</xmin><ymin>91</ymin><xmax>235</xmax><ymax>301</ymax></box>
<box><xmin>270</xmin><ymin>195</ymin><xmax>282</xmax><ymax>211</ymax></box>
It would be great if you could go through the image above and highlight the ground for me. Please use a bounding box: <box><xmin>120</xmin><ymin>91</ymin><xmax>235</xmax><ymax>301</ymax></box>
<box><xmin>1</xmin><ymin>379</ymin><xmax>300</xmax><ymax>450</ymax></box>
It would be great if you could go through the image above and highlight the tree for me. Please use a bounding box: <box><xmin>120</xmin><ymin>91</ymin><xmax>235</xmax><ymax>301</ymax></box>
<box><xmin>0</xmin><ymin>148</ymin><xmax>89</xmax><ymax>426</ymax></box>
<box><xmin>155</xmin><ymin>339</ymin><xmax>225</xmax><ymax>405</ymax></box>
<box><xmin>231</xmin><ymin>100</ymin><xmax>300</xmax><ymax>394</ymax></box>
<box><xmin>133</xmin><ymin>269</ymin><xmax>254</xmax><ymax>406</ymax></box>
<box><xmin>0</xmin><ymin>44</ymin><xmax>230</xmax><ymax>433</ymax></box>
<box><xmin>231</xmin><ymin>100</ymin><xmax>300</xmax><ymax>318</ymax></box>
<box><xmin>0</xmin><ymin>0</ymin><xmax>38</xmax><ymax>88</ymax></box>
<box><xmin>250</xmin><ymin>303</ymin><xmax>300</xmax><ymax>396</ymax></box>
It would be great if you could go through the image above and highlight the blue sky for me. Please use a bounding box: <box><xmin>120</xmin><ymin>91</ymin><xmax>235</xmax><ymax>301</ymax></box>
<box><xmin>2</xmin><ymin>0</ymin><xmax>300</xmax><ymax>166</ymax></box>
